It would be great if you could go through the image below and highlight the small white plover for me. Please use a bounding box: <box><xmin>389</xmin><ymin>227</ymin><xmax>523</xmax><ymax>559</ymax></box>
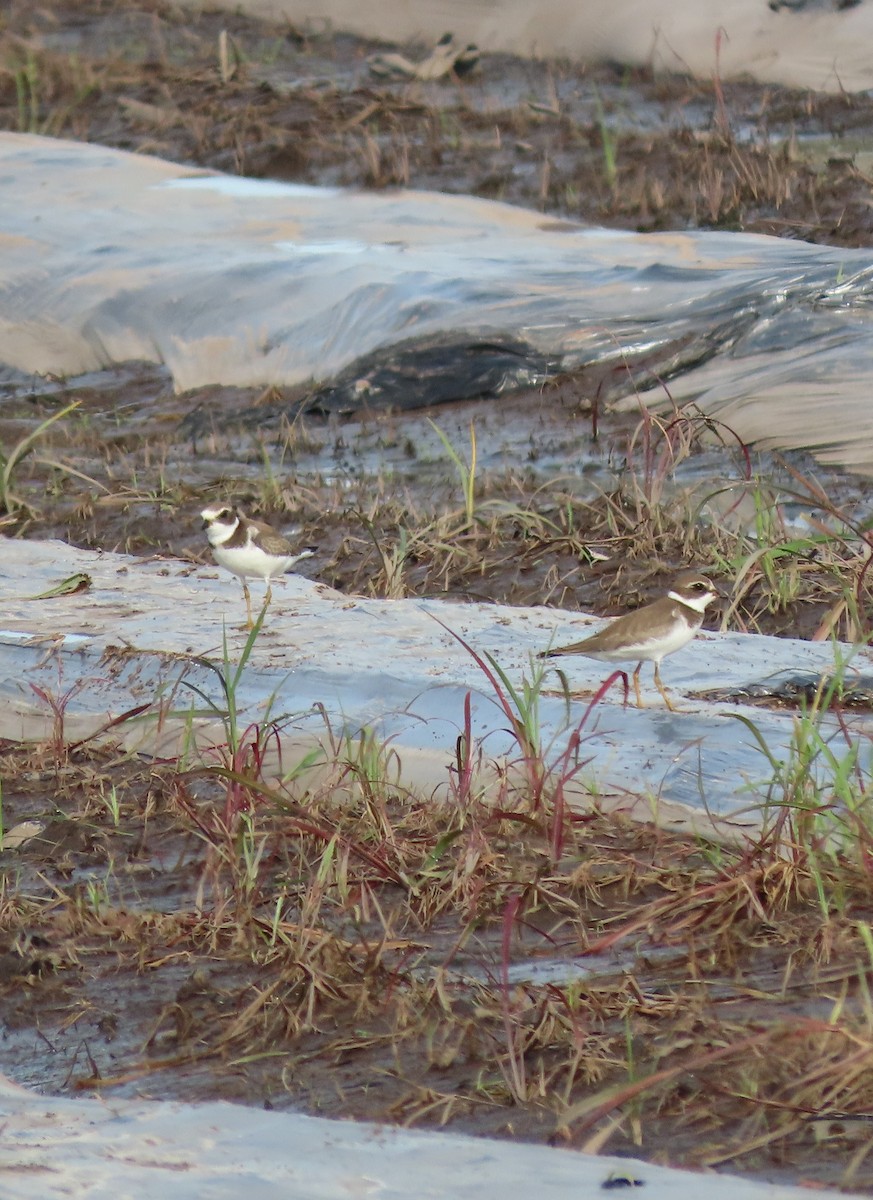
<box><xmin>201</xmin><ymin>504</ymin><xmax>316</xmax><ymax>628</ymax></box>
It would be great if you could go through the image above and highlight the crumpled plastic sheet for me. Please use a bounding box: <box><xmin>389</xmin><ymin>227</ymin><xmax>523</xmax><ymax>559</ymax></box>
<box><xmin>4</xmin><ymin>132</ymin><xmax>873</xmax><ymax>468</ymax></box>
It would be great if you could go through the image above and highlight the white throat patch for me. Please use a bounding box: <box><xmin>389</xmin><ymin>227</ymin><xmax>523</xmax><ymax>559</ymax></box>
<box><xmin>205</xmin><ymin>518</ymin><xmax>238</xmax><ymax>547</ymax></box>
<box><xmin>668</xmin><ymin>588</ymin><xmax>714</xmax><ymax>614</ymax></box>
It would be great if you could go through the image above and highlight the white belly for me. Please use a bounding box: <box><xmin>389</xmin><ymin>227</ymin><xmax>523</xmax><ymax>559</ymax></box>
<box><xmin>583</xmin><ymin>619</ymin><xmax>697</xmax><ymax>665</ymax></box>
<box><xmin>212</xmin><ymin>544</ymin><xmax>293</xmax><ymax>581</ymax></box>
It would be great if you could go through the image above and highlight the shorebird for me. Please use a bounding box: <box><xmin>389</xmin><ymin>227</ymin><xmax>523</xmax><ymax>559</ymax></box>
<box><xmin>201</xmin><ymin>504</ymin><xmax>316</xmax><ymax>628</ymax></box>
<box><xmin>539</xmin><ymin>572</ymin><xmax>719</xmax><ymax>710</ymax></box>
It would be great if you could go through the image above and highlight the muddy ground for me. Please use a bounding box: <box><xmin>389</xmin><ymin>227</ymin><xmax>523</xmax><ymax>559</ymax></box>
<box><xmin>4</xmin><ymin>0</ymin><xmax>873</xmax><ymax>1192</ymax></box>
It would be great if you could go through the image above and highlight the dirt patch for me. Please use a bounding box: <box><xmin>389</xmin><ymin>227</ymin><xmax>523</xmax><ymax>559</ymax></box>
<box><xmin>2</xmin><ymin>361</ymin><xmax>870</xmax><ymax>643</ymax></box>
<box><xmin>4</xmin><ymin>1</ymin><xmax>873</xmax><ymax>1191</ymax></box>
<box><xmin>4</xmin><ymin>735</ymin><xmax>873</xmax><ymax>1190</ymax></box>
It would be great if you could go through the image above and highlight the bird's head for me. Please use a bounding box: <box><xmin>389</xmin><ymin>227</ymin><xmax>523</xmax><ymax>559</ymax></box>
<box><xmin>201</xmin><ymin>504</ymin><xmax>240</xmax><ymax>545</ymax></box>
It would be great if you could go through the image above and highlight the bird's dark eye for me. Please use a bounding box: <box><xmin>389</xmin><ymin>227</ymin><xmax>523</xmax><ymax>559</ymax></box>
<box><xmin>219</xmin><ymin>508</ymin><xmax>232</xmax><ymax>519</ymax></box>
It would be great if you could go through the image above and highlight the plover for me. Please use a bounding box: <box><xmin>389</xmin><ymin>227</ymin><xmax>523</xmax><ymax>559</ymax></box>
<box><xmin>539</xmin><ymin>572</ymin><xmax>719</xmax><ymax>711</ymax></box>
<box><xmin>201</xmin><ymin>504</ymin><xmax>316</xmax><ymax>628</ymax></box>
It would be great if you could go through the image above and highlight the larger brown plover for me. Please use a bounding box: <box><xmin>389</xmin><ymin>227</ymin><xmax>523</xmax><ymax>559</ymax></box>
<box><xmin>540</xmin><ymin>572</ymin><xmax>719</xmax><ymax>710</ymax></box>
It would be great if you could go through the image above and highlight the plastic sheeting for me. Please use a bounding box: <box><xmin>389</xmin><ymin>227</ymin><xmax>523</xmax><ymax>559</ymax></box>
<box><xmin>4</xmin><ymin>133</ymin><xmax>873</xmax><ymax>468</ymax></box>
<box><xmin>0</xmin><ymin>1071</ymin><xmax>851</xmax><ymax>1200</ymax></box>
<box><xmin>0</xmin><ymin>535</ymin><xmax>868</xmax><ymax>834</ymax></box>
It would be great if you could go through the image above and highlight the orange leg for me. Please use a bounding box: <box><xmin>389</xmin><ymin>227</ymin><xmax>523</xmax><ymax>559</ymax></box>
<box><xmin>653</xmin><ymin>662</ymin><xmax>679</xmax><ymax>712</ymax></box>
<box><xmin>632</xmin><ymin>662</ymin><xmax>644</xmax><ymax>708</ymax></box>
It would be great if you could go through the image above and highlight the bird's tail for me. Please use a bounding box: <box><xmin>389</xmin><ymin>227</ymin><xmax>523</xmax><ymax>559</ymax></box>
<box><xmin>538</xmin><ymin>642</ymin><xmax>585</xmax><ymax>659</ymax></box>
<box><xmin>285</xmin><ymin>546</ymin><xmax>317</xmax><ymax>570</ymax></box>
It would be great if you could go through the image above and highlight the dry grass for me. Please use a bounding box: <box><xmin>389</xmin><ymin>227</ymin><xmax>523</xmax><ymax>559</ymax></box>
<box><xmin>2</xmin><ymin>376</ymin><xmax>872</xmax><ymax>644</ymax></box>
